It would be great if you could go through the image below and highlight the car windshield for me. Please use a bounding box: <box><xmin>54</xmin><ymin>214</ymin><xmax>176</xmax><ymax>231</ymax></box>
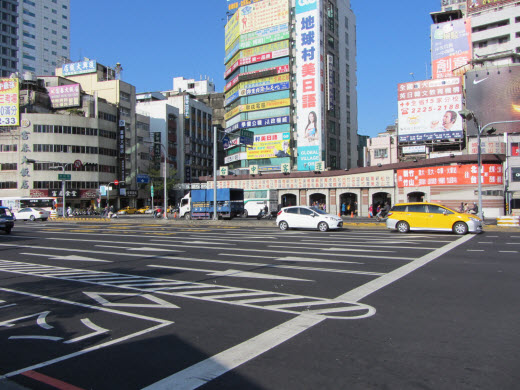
<box><xmin>309</xmin><ymin>207</ymin><xmax>327</xmax><ymax>215</ymax></box>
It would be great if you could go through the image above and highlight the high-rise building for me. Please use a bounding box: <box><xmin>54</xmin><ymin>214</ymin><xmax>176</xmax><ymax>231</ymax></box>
<box><xmin>223</xmin><ymin>0</ymin><xmax>358</xmax><ymax>173</ymax></box>
<box><xmin>17</xmin><ymin>0</ymin><xmax>70</xmax><ymax>76</ymax></box>
<box><xmin>0</xmin><ymin>0</ymin><xmax>18</xmax><ymax>77</ymax></box>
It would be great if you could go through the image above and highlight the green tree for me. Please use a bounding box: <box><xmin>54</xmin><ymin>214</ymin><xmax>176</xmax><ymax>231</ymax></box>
<box><xmin>144</xmin><ymin>167</ymin><xmax>177</xmax><ymax>195</ymax></box>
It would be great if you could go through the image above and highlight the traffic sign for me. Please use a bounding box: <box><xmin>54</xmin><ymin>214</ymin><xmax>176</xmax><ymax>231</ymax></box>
<box><xmin>136</xmin><ymin>174</ymin><xmax>150</xmax><ymax>184</ymax></box>
<box><xmin>73</xmin><ymin>159</ymin><xmax>82</xmax><ymax>169</ymax></box>
<box><xmin>58</xmin><ymin>174</ymin><xmax>71</xmax><ymax>180</ymax></box>
<box><xmin>222</xmin><ymin>135</ymin><xmax>230</xmax><ymax>149</ymax></box>
<box><xmin>114</xmin><ymin>180</ymin><xmax>119</xmax><ymax>186</ymax></box>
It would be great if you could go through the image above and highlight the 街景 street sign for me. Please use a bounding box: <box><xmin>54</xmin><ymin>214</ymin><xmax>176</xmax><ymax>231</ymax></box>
<box><xmin>58</xmin><ymin>174</ymin><xmax>71</xmax><ymax>181</ymax></box>
<box><xmin>136</xmin><ymin>174</ymin><xmax>150</xmax><ymax>184</ymax></box>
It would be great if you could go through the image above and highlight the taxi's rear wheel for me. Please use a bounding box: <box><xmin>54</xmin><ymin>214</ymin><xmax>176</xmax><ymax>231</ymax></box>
<box><xmin>396</xmin><ymin>221</ymin><xmax>410</xmax><ymax>233</ymax></box>
<box><xmin>279</xmin><ymin>221</ymin><xmax>289</xmax><ymax>231</ymax></box>
<box><xmin>453</xmin><ymin>221</ymin><xmax>468</xmax><ymax>235</ymax></box>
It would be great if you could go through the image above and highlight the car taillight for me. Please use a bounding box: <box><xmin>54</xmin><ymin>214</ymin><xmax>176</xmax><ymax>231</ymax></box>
<box><xmin>277</xmin><ymin>210</ymin><xmax>282</xmax><ymax>216</ymax></box>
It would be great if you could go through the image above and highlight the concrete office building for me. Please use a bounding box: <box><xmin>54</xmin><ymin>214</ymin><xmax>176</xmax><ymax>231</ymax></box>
<box><xmin>17</xmin><ymin>0</ymin><xmax>70</xmax><ymax>76</ymax></box>
<box><xmin>54</xmin><ymin>60</ymin><xmax>152</xmax><ymax>206</ymax></box>
<box><xmin>172</xmin><ymin>76</ymin><xmax>215</xmax><ymax>95</ymax></box>
<box><xmin>139</xmin><ymin>90</ymin><xmax>214</xmax><ymax>185</ymax></box>
<box><xmin>223</xmin><ymin>0</ymin><xmax>358</xmax><ymax>173</ymax></box>
<box><xmin>1</xmin><ymin>0</ymin><xmax>18</xmax><ymax>77</ymax></box>
<box><xmin>136</xmin><ymin>92</ymin><xmax>180</xmax><ymax>187</ymax></box>
<box><xmin>0</xmin><ymin>75</ymin><xmax>121</xmax><ymax>210</ymax></box>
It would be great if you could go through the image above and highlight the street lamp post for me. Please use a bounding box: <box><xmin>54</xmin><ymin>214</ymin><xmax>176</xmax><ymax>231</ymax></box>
<box><xmin>143</xmin><ymin>140</ymin><xmax>168</xmax><ymax>220</ymax></box>
<box><xmin>26</xmin><ymin>159</ymin><xmax>68</xmax><ymax>218</ymax></box>
<box><xmin>458</xmin><ymin>109</ymin><xmax>520</xmax><ymax>220</ymax></box>
<box><xmin>213</xmin><ymin>125</ymin><xmax>218</xmax><ymax>221</ymax></box>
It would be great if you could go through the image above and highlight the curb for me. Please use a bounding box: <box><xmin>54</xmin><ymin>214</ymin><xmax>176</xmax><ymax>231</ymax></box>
<box><xmin>44</xmin><ymin>218</ymin><xmax>520</xmax><ymax>231</ymax></box>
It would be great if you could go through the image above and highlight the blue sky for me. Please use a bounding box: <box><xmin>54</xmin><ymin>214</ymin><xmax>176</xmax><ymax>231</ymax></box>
<box><xmin>70</xmin><ymin>0</ymin><xmax>440</xmax><ymax>137</ymax></box>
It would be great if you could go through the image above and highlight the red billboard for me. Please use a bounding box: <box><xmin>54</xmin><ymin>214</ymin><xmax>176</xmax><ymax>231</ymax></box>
<box><xmin>397</xmin><ymin>164</ymin><xmax>503</xmax><ymax>187</ymax></box>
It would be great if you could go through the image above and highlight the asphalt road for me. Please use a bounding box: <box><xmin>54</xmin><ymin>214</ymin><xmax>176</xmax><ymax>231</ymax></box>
<box><xmin>0</xmin><ymin>221</ymin><xmax>518</xmax><ymax>390</ymax></box>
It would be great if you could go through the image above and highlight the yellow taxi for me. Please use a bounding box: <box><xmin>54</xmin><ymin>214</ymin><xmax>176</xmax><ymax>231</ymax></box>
<box><xmin>117</xmin><ymin>206</ymin><xmax>138</xmax><ymax>215</ymax></box>
<box><xmin>136</xmin><ymin>206</ymin><xmax>151</xmax><ymax>214</ymax></box>
<box><xmin>386</xmin><ymin>202</ymin><xmax>483</xmax><ymax>235</ymax></box>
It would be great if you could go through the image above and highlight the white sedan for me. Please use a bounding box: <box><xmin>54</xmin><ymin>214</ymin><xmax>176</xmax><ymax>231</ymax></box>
<box><xmin>276</xmin><ymin>206</ymin><xmax>343</xmax><ymax>232</ymax></box>
<box><xmin>14</xmin><ymin>207</ymin><xmax>51</xmax><ymax>221</ymax></box>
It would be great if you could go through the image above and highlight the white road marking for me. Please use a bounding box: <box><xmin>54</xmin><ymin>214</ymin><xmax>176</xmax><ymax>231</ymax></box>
<box><xmin>84</xmin><ymin>292</ymin><xmax>180</xmax><ymax>309</ymax></box>
<box><xmin>147</xmin><ymin>264</ymin><xmax>313</xmax><ymax>282</ymax></box>
<box><xmin>274</xmin><ymin>256</ymin><xmax>360</xmax><ymax>264</ymax></box>
<box><xmin>141</xmin><ymin>316</ymin><xmax>323</xmax><ymax>390</ymax></box>
<box><xmin>499</xmin><ymin>251</ymin><xmax>518</xmax><ymax>253</ymax></box>
<box><xmin>269</xmin><ymin>245</ymin><xmax>394</xmax><ymax>253</ymax></box>
<box><xmin>0</xmin><ymin>287</ymin><xmax>172</xmax><ymax>379</ymax></box>
<box><xmin>9</xmin><ymin>336</ymin><xmax>63</xmax><ymax>342</ymax></box>
<box><xmin>63</xmin><ymin>318</ymin><xmax>109</xmax><ymax>344</ymax></box>
<box><xmin>336</xmin><ymin>234</ymin><xmax>475</xmax><ymax>302</ymax></box>
<box><xmin>23</xmin><ymin>253</ymin><xmax>110</xmax><ymax>262</ymax></box>
<box><xmin>467</xmin><ymin>250</ymin><xmax>484</xmax><ymax>252</ymax></box>
<box><xmin>142</xmin><ymin>231</ymin><xmax>475</xmax><ymax>390</ymax></box>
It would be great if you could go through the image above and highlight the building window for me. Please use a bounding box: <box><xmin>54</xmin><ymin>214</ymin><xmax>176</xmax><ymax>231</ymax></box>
<box><xmin>23</xmin><ymin>9</ymin><xmax>35</xmax><ymax>17</ymax></box>
<box><xmin>374</xmin><ymin>148</ymin><xmax>388</xmax><ymax>158</ymax></box>
<box><xmin>498</xmin><ymin>36</ymin><xmax>510</xmax><ymax>44</ymax></box>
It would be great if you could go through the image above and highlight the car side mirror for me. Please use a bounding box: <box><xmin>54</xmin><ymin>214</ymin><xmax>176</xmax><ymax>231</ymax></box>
<box><xmin>443</xmin><ymin>211</ymin><xmax>448</xmax><ymax>215</ymax></box>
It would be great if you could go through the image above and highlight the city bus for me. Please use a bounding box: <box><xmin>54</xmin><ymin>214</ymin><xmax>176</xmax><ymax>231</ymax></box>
<box><xmin>243</xmin><ymin>189</ymin><xmax>278</xmax><ymax>217</ymax></box>
<box><xmin>0</xmin><ymin>197</ymin><xmax>57</xmax><ymax>213</ymax></box>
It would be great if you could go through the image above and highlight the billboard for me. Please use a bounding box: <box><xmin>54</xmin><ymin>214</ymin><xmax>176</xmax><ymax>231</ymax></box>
<box><xmin>239</xmin><ymin>23</ymin><xmax>289</xmax><ymax>50</ymax></box>
<box><xmin>467</xmin><ymin>0</ymin><xmax>516</xmax><ymax>13</ymax></box>
<box><xmin>431</xmin><ymin>18</ymin><xmax>472</xmax><ymax>80</ymax></box>
<box><xmin>225</xmin><ymin>73</ymin><xmax>289</xmax><ymax>100</ymax></box>
<box><xmin>225</xmin><ymin>0</ymin><xmax>264</xmax><ymax>16</ymax></box>
<box><xmin>47</xmin><ymin>84</ymin><xmax>81</xmax><ymax>108</ymax></box>
<box><xmin>397</xmin><ymin>77</ymin><xmax>464</xmax><ymax>142</ymax></box>
<box><xmin>247</xmin><ymin>132</ymin><xmax>291</xmax><ymax>159</ymax></box>
<box><xmin>225</xmin><ymin>115</ymin><xmax>290</xmax><ymax>133</ymax></box>
<box><xmin>224</xmin><ymin>48</ymin><xmax>289</xmax><ymax>78</ymax></box>
<box><xmin>224</xmin><ymin>98</ymin><xmax>290</xmax><ymax>120</ymax></box>
<box><xmin>296</xmin><ymin>0</ymin><xmax>323</xmax><ymax>171</ymax></box>
<box><xmin>464</xmin><ymin>67</ymin><xmax>520</xmax><ymax>134</ymax></box>
<box><xmin>397</xmin><ymin>164</ymin><xmax>503</xmax><ymax>187</ymax></box>
<box><xmin>224</xmin><ymin>64</ymin><xmax>289</xmax><ymax>92</ymax></box>
<box><xmin>62</xmin><ymin>60</ymin><xmax>97</xmax><ymax>76</ymax></box>
<box><xmin>0</xmin><ymin>78</ymin><xmax>19</xmax><ymax>126</ymax></box>
<box><xmin>225</xmin><ymin>11</ymin><xmax>240</xmax><ymax>50</ymax></box>
<box><xmin>225</xmin><ymin>40</ymin><xmax>289</xmax><ymax>71</ymax></box>
<box><xmin>238</xmin><ymin>0</ymin><xmax>289</xmax><ymax>35</ymax></box>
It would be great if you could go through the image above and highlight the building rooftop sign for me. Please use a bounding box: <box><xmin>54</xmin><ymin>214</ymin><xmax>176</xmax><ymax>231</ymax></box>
<box><xmin>62</xmin><ymin>60</ymin><xmax>97</xmax><ymax>77</ymax></box>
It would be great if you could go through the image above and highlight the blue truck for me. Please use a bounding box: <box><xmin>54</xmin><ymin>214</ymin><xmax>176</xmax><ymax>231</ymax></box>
<box><xmin>179</xmin><ymin>188</ymin><xmax>244</xmax><ymax>220</ymax></box>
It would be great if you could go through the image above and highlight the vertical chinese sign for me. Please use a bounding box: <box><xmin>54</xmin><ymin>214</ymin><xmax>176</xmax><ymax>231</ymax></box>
<box><xmin>431</xmin><ymin>18</ymin><xmax>472</xmax><ymax>80</ymax></box>
<box><xmin>0</xmin><ymin>78</ymin><xmax>19</xmax><ymax>127</ymax></box>
<box><xmin>296</xmin><ymin>0</ymin><xmax>322</xmax><ymax>171</ymax></box>
<box><xmin>119</xmin><ymin>120</ymin><xmax>126</xmax><ymax>182</ymax></box>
